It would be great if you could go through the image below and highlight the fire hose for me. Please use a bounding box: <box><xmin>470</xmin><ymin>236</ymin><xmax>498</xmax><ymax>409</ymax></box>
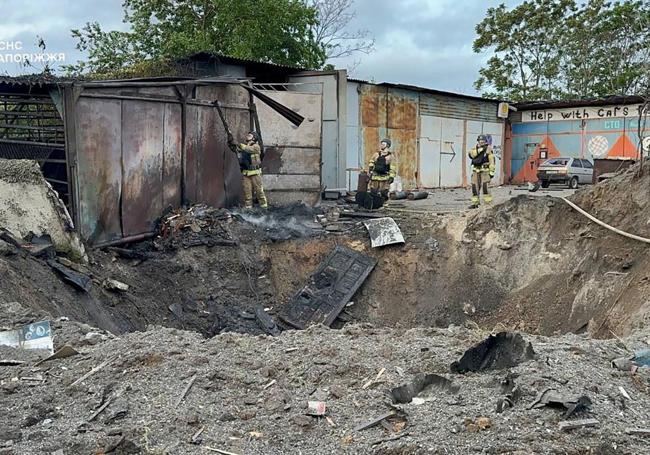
<box><xmin>560</xmin><ymin>197</ymin><xmax>650</xmax><ymax>245</ymax></box>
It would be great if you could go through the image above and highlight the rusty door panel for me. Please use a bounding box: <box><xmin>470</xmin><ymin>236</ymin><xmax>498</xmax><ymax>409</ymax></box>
<box><xmin>121</xmin><ymin>100</ymin><xmax>165</xmax><ymax>236</ymax></box>
<box><xmin>184</xmin><ymin>104</ymin><xmax>201</xmax><ymax>203</ymax></box>
<box><xmin>360</xmin><ymin>86</ymin><xmax>387</xmax><ymax>127</ymax></box>
<box><xmin>387</xmin><ymin>92</ymin><xmax>417</xmax><ymax>130</ymax></box>
<box><xmin>362</xmin><ymin>127</ymin><xmax>381</xmax><ymax>167</ymax></box>
<box><xmin>388</xmin><ymin>129</ymin><xmax>418</xmax><ymax>187</ymax></box>
<box><xmin>223</xmin><ymin>104</ymin><xmax>245</xmax><ymax>206</ymax></box>
<box><xmin>75</xmin><ymin>98</ymin><xmax>123</xmax><ymax>243</ymax></box>
<box><xmin>360</xmin><ymin>86</ymin><xmax>419</xmax><ymax>188</ymax></box>
<box><xmin>191</xmin><ymin>85</ymin><xmax>247</xmax><ymax>207</ymax></box>
<box><xmin>197</xmin><ymin>104</ymin><xmax>226</xmax><ymax>207</ymax></box>
<box><xmin>163</xmin><ymin>103</ymin><xmax>182</xmax><ymax>208</ymax></box>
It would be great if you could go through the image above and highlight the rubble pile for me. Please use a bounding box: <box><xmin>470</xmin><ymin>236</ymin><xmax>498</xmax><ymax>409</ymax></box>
<box><xmin>157</xmin><ymin>204</ymin><xmax>236</xmax><ymax>250</ymax></box>
<box><xmin>0</xmin><ymin>159</ymin><xmax>85</xmax><ymax>259</ymax></box>
<box><xmin>1</xmin><ymin>314</ymin><xmax>649</xmax><ymax>454</ymax></box>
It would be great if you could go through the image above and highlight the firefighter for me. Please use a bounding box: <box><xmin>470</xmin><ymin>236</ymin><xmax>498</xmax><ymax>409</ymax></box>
<box><xmin>367</xmin><ymin>138</ymin><xmax>396</xmax><ymax>199</ymax></box>
<box><xmin>468</xmin><ymin>134</ymin><xmax>495</xmax><ymax>208</ymax></box>
<box><xmin>236</xmin><ymin>131</ymin><xmax>268</xmax><ymax>209</ymax></box>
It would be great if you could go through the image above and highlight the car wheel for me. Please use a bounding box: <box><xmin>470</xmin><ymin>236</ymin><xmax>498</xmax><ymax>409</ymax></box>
<box><xmin>569</xmin><ymin>176</ymin><xmax>579</xmax><ymax>189</ymax></box>
<box><xmin>541</xmin><ymin>180</ymin><xmax>550</xmax><ymax>188</ymax></box>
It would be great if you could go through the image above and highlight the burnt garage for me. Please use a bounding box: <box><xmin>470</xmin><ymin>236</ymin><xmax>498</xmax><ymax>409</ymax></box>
<box><xmin>0</xmin><ymin>76</ymin><xmax>311</xmax><ymax>246</ymax></box>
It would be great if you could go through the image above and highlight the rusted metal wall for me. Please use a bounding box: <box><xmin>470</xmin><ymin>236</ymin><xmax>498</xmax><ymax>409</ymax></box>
<box><xmin>359</xmin><ymin>85</ymin><xmax>419</xmax><ymax>188</ymax></box>
<box><xmin>68</xmin><ymin>82</ymin><xmax>249</xmax><ymax>245</ymax></box>
<box><xmin>257</xmin><ymin>89</ymin><xmax>322</xmax><ymax>204</ymax></box>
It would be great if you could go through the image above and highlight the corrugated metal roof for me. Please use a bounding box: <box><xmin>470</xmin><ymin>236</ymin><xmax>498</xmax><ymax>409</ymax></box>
<box><xmin>419</xmin><ymin>93</ymin><xmax>500</xmax><ymax>123</ymax></box>
<box><xmin>516</xmin><ymin>95</ymin><xmax>645</xmax><ymax>110</ymax></box>
<box><xmin>184</xmin><ymin>52</ymin><xmax>311</xmax><ymax>72</ymax></box>
<box><xmin>0</xmin><ymin>74</ymin><xmax>73</xmax><ymax>87</ymax></box>
<box><xmin>347</xmin><ymin>78</ymin><xmax>502</xmax><ymax>104</ymax></box>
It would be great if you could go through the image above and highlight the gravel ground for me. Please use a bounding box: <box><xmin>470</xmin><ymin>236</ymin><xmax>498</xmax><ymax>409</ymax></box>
<box><xmin>1</xmin><ymin>320</ymin><xmax>649</xmax><ymax>455</ymax></box>
<box><xmin>0</xmin><ymin>159</ymin><xmax>45</xmax><ymax>185</ymax></box>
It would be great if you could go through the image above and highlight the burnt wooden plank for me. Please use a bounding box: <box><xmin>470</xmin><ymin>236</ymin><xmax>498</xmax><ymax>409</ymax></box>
<box><xmin>279</xmin><ymin>245</ymin><xmax>377</xmax><ymax>329</ymax></box>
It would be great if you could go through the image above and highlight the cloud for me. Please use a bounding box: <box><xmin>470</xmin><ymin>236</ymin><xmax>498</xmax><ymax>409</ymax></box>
<box><xmin>332</xmin><ymin>0</ymin><xmax>520</xmax><ymax>95</ymax></box>
<box><xmin>0</xmin><ymin>0</ymin><xmax>126</xmax><ymax>74</ymax></box>
<box><xmin>0</xmin><ymin>0</ymin><xmax>516</xmax><ymax>95</ymax></box>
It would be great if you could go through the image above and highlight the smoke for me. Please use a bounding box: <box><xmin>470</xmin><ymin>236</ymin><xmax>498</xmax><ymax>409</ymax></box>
<box><xmin>234</xmin><ymin>203</ymin><xmax>323</xmax><ymax>241</ymax></box>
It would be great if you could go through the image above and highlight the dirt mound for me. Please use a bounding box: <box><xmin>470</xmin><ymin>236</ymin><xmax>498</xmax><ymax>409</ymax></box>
<box><xmin>0</xmin><ymin>159</ymin><xmax>85</xmax><ymax>258</ymax></box>
<box><xmin>571</xmin><ymin>161</ymin><xmax>650</xmax><ymax>239</ymax></box>
<box><xmin>0</xmin><ymin>159</ymin><xmax>44</xmax><ymax>184</ymax></box>
<box><xmin>1</xmin><ymin>320</ymin><xmax>649</xmax><ymax>454</ymax></box>
<box><xmin>471</xmin><ymin>163</ymin><xmax>650</xmax><ymax>338</ymax></box>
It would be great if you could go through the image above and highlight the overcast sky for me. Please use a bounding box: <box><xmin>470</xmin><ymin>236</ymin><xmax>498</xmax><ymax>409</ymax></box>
<box><xmin>0</xmin><ymin>0</ymin><xmax>518</xmax><ymax>96</ymax></box>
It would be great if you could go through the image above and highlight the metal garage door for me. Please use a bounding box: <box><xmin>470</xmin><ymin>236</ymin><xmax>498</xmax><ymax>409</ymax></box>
<box><xmin>419</xmin><ymin>115</ymin><xmax>464</xmax><ymax>188</ymax></box>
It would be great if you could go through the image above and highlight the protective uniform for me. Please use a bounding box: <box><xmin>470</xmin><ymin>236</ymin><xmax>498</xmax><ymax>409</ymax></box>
<box><xmin>368</xmin><ymin>139</ymin><xmax>396</xmax><ymax>198</ymax></box>
<box><xmin>468</xmin><ymin>135</ymin><xmax>495</xmax><ymax>208</ymax></box>
<box><xmin>237</xmin><ymin>132</ymin><xmax>268</xmax><ymax>209</ymax></box>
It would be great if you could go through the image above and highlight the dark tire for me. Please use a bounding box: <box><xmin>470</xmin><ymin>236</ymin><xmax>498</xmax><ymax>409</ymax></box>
<box><xmin>541</xmin><ymin>180</ymin><xmax>550</xmax><ymax>188</ymax></box>
<box><xmin>568</xmin><ymin>176</ymin><xmax>579</xmax><ymax>189</ymax></box>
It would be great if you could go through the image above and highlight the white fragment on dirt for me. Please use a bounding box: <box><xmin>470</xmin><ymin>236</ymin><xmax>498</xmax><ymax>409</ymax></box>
<box><xmin>363</xmin><ymin>217</ymin><xmax>405</xmax><ymax>247</ymax></box>
<box><xmin>102</xmin><ymin>278</ymin><xmax>130</xmax><ymax>292</ymax></box>
<box><xmin>619</xmin><ymin>386</ymin><xmax>632</xmax><ymax>401</ymax></box>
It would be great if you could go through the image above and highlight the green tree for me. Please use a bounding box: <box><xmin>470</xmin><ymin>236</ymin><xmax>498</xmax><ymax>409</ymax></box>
<box><xmin>473</xmin><ymin>0</ymin><xmax>574</xmax><ymax>101</ymax></box>
<box><xmin>474</xmin><ymin>0</ymin><xmax>650</xmax><ymax>101</ymax></box>
<box><xmin>66</xmin><ymin>0</ymin><xmax>327</xmax><ymax>77</ymax></box>
<box><xmin>563</xmin><ymin>0</ymin><xmax>650</xmax><ymax>98</ymax></box>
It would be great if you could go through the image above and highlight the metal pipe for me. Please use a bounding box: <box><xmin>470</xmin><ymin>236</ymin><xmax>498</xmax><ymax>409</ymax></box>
<box><xmin>389</xmin><ymin>191</ymin><xmax>408</xmax><ymax>200</ymax></box>
<box><xmin>0</xmin><ymin>138</ymin><xmax>65</xmax><ymax>147</ymax></box>
<box><xmin>79</xmin><ymin>92</ymin><xmax>249</xmax><ymax>110</ymax></box>
<box><xmin>407</xmin><ymin>191</ymin><xmax>429</xmax><ymax>200</ymax></box>
<box><xmin>92</xmin><ymin>232</ymin><xmax>156</xmax><ymax>249</ymax></box>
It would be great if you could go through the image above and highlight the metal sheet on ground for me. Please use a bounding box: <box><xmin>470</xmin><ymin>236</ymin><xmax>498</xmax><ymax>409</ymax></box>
<box><xmin>279</xmin><ymin>245</ymin><xmax>377</xmax><ymax>329</ymax></box>
<box><xmin>363</xmin><ymin>217</ymin><xmax>405</xmax><ymax>247</ymax></box>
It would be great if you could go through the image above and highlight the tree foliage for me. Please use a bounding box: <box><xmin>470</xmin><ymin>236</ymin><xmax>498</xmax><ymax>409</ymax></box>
<box><xmin>66</xmin><ymin>0</ymin><xmax>327</xmax><ymax>77</ymax></box>
<box><xmin>474</xmin><ymin>0</ymin><xmax>650</xmax><ymax>101</ymax></box>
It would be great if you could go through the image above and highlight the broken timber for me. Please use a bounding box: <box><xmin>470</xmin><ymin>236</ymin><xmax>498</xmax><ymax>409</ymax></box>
<box><xmin>558</xmin><ymin>419</ymin><xmax>599</xmax><ymax>432</ymax></box>
<box><xmin>278</xmin><ymin>245</ymin><xmax>377</xmax><ymax>330</ymax></box>
<box><xmin>354</xmin><ymin>411</ymin><xmax>396</xmax><ymax>432</ymax></box>
<box><xmin>70</xmin><ymin>355</ymin><xmax>117</xmax><ymax>387</ymax></box>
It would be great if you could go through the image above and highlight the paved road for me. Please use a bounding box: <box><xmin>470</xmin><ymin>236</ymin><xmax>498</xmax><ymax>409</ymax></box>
<box><xmin>384</xmin><ymin>184</ymin><xmax>579</xmax><ymax>213</ymax></box>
